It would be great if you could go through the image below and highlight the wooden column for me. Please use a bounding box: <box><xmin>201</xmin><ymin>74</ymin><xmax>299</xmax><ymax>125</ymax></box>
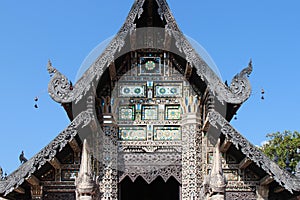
<box><xmin>99</xmin><ymin>114</ymin><xmax>118</xmax><ymax>200</ymax></box>
<box><xmin>181</xmin><ymin>96</ymin><xmax>202</xmax><ymax>200</ymax></box>
<box><xmin>181</xmin><ymin>112</ymin><xmax>202</xmax><ymax>200</ymax></box>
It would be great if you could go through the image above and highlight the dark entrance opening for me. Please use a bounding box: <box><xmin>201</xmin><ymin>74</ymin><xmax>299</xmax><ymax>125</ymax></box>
<box><xmin>119</xmin><ymin>176</ymin><xmax>180</xmax><ymax>200</ymax></box>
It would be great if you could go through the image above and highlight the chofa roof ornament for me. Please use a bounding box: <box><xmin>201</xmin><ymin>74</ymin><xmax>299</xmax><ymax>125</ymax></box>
<box><xmin>47</xmin><ymin>0</ymin><xmax>253</xmax><ymax>106</ymax></box>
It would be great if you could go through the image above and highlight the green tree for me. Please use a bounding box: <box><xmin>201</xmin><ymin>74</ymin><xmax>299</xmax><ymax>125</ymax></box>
<box><xmin>261</xmin><ymin>131</ymin><xmax>300</xmax><ymax>173</ymax></box>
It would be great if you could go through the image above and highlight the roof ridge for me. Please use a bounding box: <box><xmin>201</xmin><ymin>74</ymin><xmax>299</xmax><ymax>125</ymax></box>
<box><xmin>47</xmin><ymin>0</ymin><xmax>252</xmax><ymax>106</ymax></box>
<box><xmin>208</xmin><ymin>109</ymin><xmax>300</xmax><ymax>193</ymax></box>
<box><xmin>0</xmin><ymin>110</ymin><xmax>93</xmax><ymax>196</ymax></box>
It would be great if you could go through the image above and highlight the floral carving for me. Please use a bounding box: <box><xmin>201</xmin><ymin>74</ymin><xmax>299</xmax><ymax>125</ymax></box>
<box><xmin>47</xmin><ymin>0</ymin><xmax>252</xmax><ymax>105</ymax></box>
<box><xmin>0</xmin><ymin>109</ymin><xmax>94</xmax><ymax>196</ymax></box>
<box><xmin>207</xmin><ymin>110</ymin><xmax>300</xmax><ymax>193</ymax></box>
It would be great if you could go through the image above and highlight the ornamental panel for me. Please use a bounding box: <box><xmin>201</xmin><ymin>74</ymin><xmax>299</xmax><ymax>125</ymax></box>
<box><xmin>154</xmin><ymin>82</ymin><xmax>182</xmax><ymax>98</ymax></box>
<box><xmin>139</xmin><ymin>57</ymin><xmax>162</xmax><ymax>75</ymax></box>
<box><xmin>223</xmin><ymin>169</ymin><xmax>239</xmax><ymax>181</ymax></box>
<box><xmin>207</xmin><ymin>152</ymin><xmax>214</xmax><ymax>164</ymax></box>
<box><xmin>165</xmin><ymin>105</ymin><xmax>181</xmax><ymax>120</ymax></box>
<box><xmin>119</xmin><ymin>105</ymin><xmax>135</xmax><ymax>121</ymax></box>
<box><xmin>225</xmin><ymin>191</ymin><xmax>257</xmax><ymax>200</ymax></box>
<box><xmin>119</xmin><ymin>83</ymin><xmax>147</xmax><ymax>98</ymax></box>
<box><xmin>119</xmin><ymin>126</ymin><xmax>147</xmax><ymax>141</ymax></box>
<box><xmin>142</xmin><ymin>105</ymin><xmax>158</xmax><ymax>120</ymax></box>
<box><xmin>61</xmin><ymin>169</ymin><xmax>79</xmax><ymax>181</ymax></box>
<box><xmin>153</xmin><ymin>126</ymin><xmax>181</xmax><ymax>141</ymax></box>
<box><xmin>43</xmin><ymin>192</ymin><xmax>75</xmax><ymax>200</ymax></box>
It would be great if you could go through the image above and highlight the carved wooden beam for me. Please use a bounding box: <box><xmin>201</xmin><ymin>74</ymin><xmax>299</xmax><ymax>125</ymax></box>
<box><xmin>170</xmin><ymin>56</ymin><xmax>184</xmax><ymax>74</ymax></box>
<box><xmin>164</xmin><ymin>31</ymin><xmax>172</xmax><ymax>50</ymax></box>
<box><xmin>274</xmin><ymin>186</ymin><xmax>285</xmax><ymax>193</ymax></box>
<box><xmin>49</xmin><ymin>157</ymin><xmax>61</xmax><ymax>169</ymax></box>
<box><xmin>31</xmin><ymin>185</ymin><xmax>43</xmax><ymax>199</ymax></box>
<box><xmin>202</xmin><ymin>117</ymin><xmax>210</xmax><ymax>132</ymax></box>
<box><xmin>26</xmin><ymin>175</ymin><xmax>40</xmax><ymax>186</ymax></box>
<box><xmin>69</xmin><ymin>139</ymin><xmax>81</xmax><ymax>153</ymax></box>
<box><xmin>274</xmin><ymin>186</ymin><xmax>284</xmax><ymax>193</ymax></box>
<box><xmin>184</xmin><ymin>62</ymin><xmax>192</xmax><ymax>79</ymax></box>
<box><xmin>109</xmin><ymin>62</ymin><xmax>117</xmax><ymax>83</ymax></box>
<box><xmin>220</xmin><ymin>139</ymin><xmax>232</xmax><ymax>153</ymax></box>
<box><xmin>239</xmin><ymin>157</ymin><xmax>252</xmax><ymax>169</ymax></box>
<box><xmin>14</xmin><ymin>187</ymin><xmax>25</xmax><ymax>194</ymax></box>
<box><xmin>260</xmin><ymin>175</ymin><xmax>274</xmax><ymax>186</ymax></box>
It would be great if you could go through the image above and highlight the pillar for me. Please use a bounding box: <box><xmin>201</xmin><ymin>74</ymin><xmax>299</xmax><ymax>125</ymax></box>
<box><xmin>99</xmin><ymin>115</ymin><xmax>118</xmax><ymax>200</ymax></box>
<box><xmin>181</xmin><ymin>96</ymin><xmax>202</xmax><ymax>200</ymax></box>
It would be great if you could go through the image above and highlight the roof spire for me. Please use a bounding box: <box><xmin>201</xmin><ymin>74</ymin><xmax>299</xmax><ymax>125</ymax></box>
<box><xmin>75</xmin><ymin>139</ymin><xmax>98</xmax><ymax>200</ymax></box>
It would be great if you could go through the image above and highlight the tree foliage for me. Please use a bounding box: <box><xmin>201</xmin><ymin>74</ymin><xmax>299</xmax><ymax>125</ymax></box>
<box><xmin>261</xmin><ymin>131</ymin><xmax>300</xmax><ymax>173</ymax></box>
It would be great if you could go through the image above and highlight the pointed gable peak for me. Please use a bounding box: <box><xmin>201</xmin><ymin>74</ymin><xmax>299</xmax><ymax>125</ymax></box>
<box><xmin>48</xmin><ymin>0</ymin><xmax>252</xmax><ymax>107</ymax></box>
<box><xmin>135</xmin><ymin>0</ymin><xmax>166</xmax><ymax>28</ymax></box>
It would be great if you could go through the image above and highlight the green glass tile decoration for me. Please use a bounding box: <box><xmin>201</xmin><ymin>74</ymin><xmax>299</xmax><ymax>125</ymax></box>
<box><xmin>119</xmin><ymin>84</ymin><xmax>146</xmax><ymax>97</ymax></box>
<box><xmin>119</xmin><ymin>106</ymin><xmax>135</xmax><ymax>121</ymax></box>
<box><xmin>165</xmin><ymin>105</ymin><xmax>181</xmax><ymax>120</ymax></box>
<box><xmin>154</xmin><ymin>83</ymin><xmax>182</xmax><ymax>98</ymax></box>
<box><xmin>142</xmin><ymin>105</ymin><xmax>158</xmax><ymax>120</ymax></box>
<box><xmin>119</xmin><ymin>126</ymin><xmax>147</xmax><ymax>141</ymax></box>
<box><xmin>61</xmin><ymin>169</ymin><xmax>79</xmax><ymax>181</ymax></box>
<box><xmin>139</xmin><ymin>57</ymin><xmax>162</xmax><ymax>75</ymax></box>
<box><xmin>153</xmin><ymin>126</ymin><xmax>181</xmax><ymax>141</ymax></box>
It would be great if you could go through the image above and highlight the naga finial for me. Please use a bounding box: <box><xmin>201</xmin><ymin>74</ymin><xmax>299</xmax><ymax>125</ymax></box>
<box><xmin>240</xmin><ymin>59</ymin><xmax>253</xmax><ymax>77</ymax></box>
<box><xmin>47</xmin><ymin>59</ymin><xmax>57</xmax><ymax>74</ymax></box>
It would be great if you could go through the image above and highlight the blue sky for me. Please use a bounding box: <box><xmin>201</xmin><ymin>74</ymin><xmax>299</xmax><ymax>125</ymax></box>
<box><xmin>0</xmin><ymin>1</ymin><xmax>299</xmax><ymax>174</ymax></box>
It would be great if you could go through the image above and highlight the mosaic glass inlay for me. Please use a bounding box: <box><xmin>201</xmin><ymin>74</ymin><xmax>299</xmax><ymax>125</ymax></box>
<box><xmin>145</xmin><ymin>60</ymin><xmax>156</xmax><ymax>70</ymax></box>
<box><xmin>142</xmin><ymin>105</ymin><xmax>158</xmax><ymax>120</ymax></box>
<box><xmin>119</xmin><ymin>126</ymin><xmax>147</xmax><ymax>140</ymax></box>
<box><xmin>61</xmin><ymin>169</ymin><xmax>79</xmax><ymax>181</ymax></box>
<box><xmin>119</xmin><ymin>84</ymin><xmax>146</xmax><ymax>98</ymax></box>
<box><xmin>139</xmin><ymin>57</ymin><xmax>162</xmax><ymax>75</ymax></box>
<box><xmin>165</xmin><ymin>105</ymin><xmax>181</xmax><ymax>120</ymax></box>
<box><xmin>153</xmin><ymin>126</ymin><xmax>181</xmax><ymax>140</ymax></box>
<box><xmin>119</xmin><ymin>106</ymin><xmax>135</xmax><ymax>121</ymax></box>
<box><xmin>207</xmin><ymin>152</ymin><xmax>214</xmax><ymax>164</ymax></box>
<box><xmin>154</xmin><ymin>83</ymin><xmax>182</xmax><ymax>98</ymax></box>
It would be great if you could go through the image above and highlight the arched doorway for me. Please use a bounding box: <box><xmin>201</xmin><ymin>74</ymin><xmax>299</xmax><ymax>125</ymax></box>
<box><xmin>119</xmin><ymin>176</ymin><xmax>180</xmax><ymax>200</ymax></box>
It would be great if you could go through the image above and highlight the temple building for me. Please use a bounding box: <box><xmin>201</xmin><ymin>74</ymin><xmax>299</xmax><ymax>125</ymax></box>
<box><xmin>1</xmin><ymin>0</ymin><xmax>300</xmax><ymax>199</ymax></box>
